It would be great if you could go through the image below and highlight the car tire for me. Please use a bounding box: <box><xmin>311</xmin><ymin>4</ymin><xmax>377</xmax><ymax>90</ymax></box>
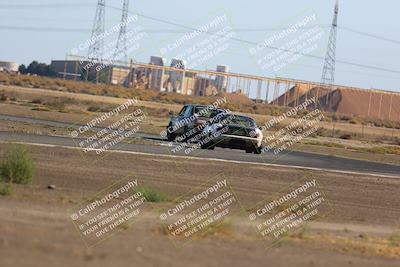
<box><xmin>207</xmin><ymin>145</ymin><xmax>215</xmax><ymax>150</ymax></box>
<box><xmin>253</xmin><ymin>146</ymin><xmax>262</xmax><ymax>154</ymax></box>
<box><xmin>201</xmin><ymin>142</ymin><xmax>215</xmax><ymax>150</ymax></box>
<box><xmin>167</xmin><ymin>133</ymin><xmax>176</xmax><ymax>141</ymax></box>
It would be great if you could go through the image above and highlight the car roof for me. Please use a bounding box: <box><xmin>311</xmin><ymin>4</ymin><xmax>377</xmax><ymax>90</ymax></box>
<box><xmin>223</xmin><ymin>113</ymin><xmax>254</xmax><ymax>120</ymax></box>
<box><xmin>189</xmin><ymin>105</ymin><xmax>226</xmax><ymax>111</ymax></box>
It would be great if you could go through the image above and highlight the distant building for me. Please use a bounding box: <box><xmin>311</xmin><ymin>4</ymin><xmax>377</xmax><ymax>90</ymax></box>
<box><xmin>0</xmin><ymin>61</ymin><xmax>19</xmax><ymax>73</ymax></box>
<box><xmin>195</xmin><ymin>76</ymin><xmax>218</xmax><ymax>96</ymax></box>
<box><xmin>169</xmin><ymin>58</ymin><xmax>186</xmax><ymax>94</ymax></box>
<box><xmin>50</xmin><ymin>57</ymin><xmax>230</xmax><ymax>97</ymax></box>
<box><xmin>149</xmin><ymin>56</ymin><xmax>166</xmax><ymax>91</ymax></box>
<box><xmin>215</xmin><ymin>65</ymin><xmax>229</xmax><ymax>92</ymax></box>
<box><xmin>109</xmin><ymin>66</ymin><xmax>131</xmax><ymax>86</ymax></box>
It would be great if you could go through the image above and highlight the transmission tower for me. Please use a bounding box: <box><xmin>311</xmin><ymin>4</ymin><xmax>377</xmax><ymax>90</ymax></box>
<box><xmin>321</xmin><ymin>0</ymin><xmax>339</xmax><ymax>86</ymax></box>
<box><xmin>113</xmin><ymin>0</ymin><xmax>130</xmax><ymax>63</ymax></box>
<box><xmin>88</xmin><ymin>0</ymin><xmax>106</xmax><ymax>60</ymax></box>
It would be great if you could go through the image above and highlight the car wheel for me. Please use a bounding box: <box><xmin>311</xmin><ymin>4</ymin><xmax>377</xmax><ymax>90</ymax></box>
<box><xmin>253</xmin><ymin>146</ymin><xmax>262</xmax><ymax>154</ymax></box>
<box><xmin>167</xmin><ymin>133</ymin><xmax>176</xmax><ymax>141</ymax></box>
<box><xmin>201</xmin><ymin>142</ymin><xmax>215</xmax><ymax>150</ymax></box>
<box><xmin>245</xmin><ymin>148</ymin><xmax>253</xmax><ymax>153</ymax></box>
<box><xmin>207</xmin><ymin>144</ymin><xmax>215</xmax><ymax>150</ymax></box>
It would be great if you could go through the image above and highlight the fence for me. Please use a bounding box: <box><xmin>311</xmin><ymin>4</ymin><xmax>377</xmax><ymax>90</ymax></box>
<box><xmin>58</xmin><ymin>55</ymin><xmax>400</xmax><ymax>128</ymax></box>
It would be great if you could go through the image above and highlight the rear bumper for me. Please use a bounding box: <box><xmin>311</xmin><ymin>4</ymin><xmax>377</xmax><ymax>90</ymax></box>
<box><xmin>213</xmin><ymin>134</ymin><xmax>262</xmax><ymax>149</ymax></box>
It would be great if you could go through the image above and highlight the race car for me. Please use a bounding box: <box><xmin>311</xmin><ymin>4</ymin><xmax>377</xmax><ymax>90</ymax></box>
<box><xmin>200</xmin><ymin>113</ymin><xmax>263</xmax><ymax>154</ymax></box>
<box><xmin>166</xmin><ymin>104</ymin><xmax>226</xmax><ymax>142</ymax></box>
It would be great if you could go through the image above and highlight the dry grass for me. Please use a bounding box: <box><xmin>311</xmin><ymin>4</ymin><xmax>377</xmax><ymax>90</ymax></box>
<box><xmin>294</xmin><ymin>233</ymin><xmax>400</xmax><ymax>259</ymax></box>
<box><xmin>159</xmin><ymin>220</ymin><xmax>234</xmax><ymax>240</ymax></box>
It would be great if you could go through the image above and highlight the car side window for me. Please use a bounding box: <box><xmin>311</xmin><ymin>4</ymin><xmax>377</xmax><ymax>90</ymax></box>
<box><xmin>178</xmin><ymin>106</ymin><xmax>187</xmax><ymax>116</ymax></box>
<box><xmin>184</xmin><ymin>106</ymin><xmax>193</xmax><ymax>117</ymax></box>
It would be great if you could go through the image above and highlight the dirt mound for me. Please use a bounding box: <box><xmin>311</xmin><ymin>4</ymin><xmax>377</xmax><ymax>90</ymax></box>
<box><xmin>320</xmin><ymin>89</ymin><xmax>400</xmax><ymax>121</ymax></box>
<box><xmin>221</xmin><ymin>92</ymin><xmax>253</xmax><ymax>105</ymax></box>
<box><xmin>279</xmin><ymin>85</ymin><xmax>400</xmax><ymax>122</ymax></box>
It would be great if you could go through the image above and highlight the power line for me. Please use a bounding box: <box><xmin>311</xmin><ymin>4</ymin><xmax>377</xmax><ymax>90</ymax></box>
<box><xmin>0</xmin><ymin>25</ymin><xmax>89</xmax><ymax>33</ymax></box>
<box><xmin>1</xmin><ymin>3</ymin><xmax>399</xmax><ymax>75</ymax></box>
<box><xmin>0</xmin><ymin>25</ymin><xmax>329</xmax><ymax>33</ymax></box>
<box><xmin>0</xmin><ymin>3</ymin><xmax>94</xmax><ymax>8</ymax></box>
<box><xmin>338</xmin><ymin>26</ymin><xmax>400</xmax><ymax>45</ymax></box>
<box><xmin>2</xmin><ymin>26</ymin><xmax>399</xmax><ymax>75</ymax></box>
<box><xmin>106</xmin><ymin>4</ymin><xmax>400</xmax><ymax>75</ymax></box>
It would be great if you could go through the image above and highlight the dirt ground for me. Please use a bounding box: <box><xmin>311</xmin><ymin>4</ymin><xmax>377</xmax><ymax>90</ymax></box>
<box><xmin>0</xmin><ymin>143</ymin><xmax>399</xmax><ymax>267</ymax></box>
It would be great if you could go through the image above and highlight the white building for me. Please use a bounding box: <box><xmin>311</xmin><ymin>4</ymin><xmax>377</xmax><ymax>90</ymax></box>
<box><xmin>0</xmin><ymin>61</ymin><xmax>19</xmax><ymax>72</ymax></box>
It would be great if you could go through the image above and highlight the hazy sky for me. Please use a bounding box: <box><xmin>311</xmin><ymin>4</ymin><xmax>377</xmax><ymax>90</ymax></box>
<box><xmin>0</xmin><ymin>0</ymin><xmax>399</xmax><ymax>92</ymax></box>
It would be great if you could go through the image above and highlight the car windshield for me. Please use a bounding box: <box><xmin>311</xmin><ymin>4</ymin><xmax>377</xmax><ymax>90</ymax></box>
<box><xmin>231</xmin><ymin>116</ymin><xmax>256</xmax><ymax>128</ymax></box>
<box><xmin>218</xmin><ymin>115</ymin><xmax>256</xmax><ymax>128</ymax></box>
<box><xmin>194</xmin><ymin>106</ymin><xmax>221</xmax><ymax>118</ymax></box>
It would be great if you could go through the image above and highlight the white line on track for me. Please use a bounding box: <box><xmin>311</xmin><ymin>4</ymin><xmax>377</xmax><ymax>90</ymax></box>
<box><xmin>2</xmin><ymin>140</ymin><xmax>399</xmax><ymax>179</ymax></box>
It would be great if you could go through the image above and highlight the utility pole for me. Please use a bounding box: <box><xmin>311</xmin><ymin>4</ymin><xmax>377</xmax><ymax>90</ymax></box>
<box><xmin>321</xmin><ymin>0</ymin><xmax>339</xmax><ymax>103</ymax></box>
<box><xmin>114</xmin><ymin>0</ymin><xmax>130</xmax><ymax>63</ymax></box>
<box><xmin>88</xmin><ymin>0</ymin><xmax>106</xmax><ymax>60</ymax></box>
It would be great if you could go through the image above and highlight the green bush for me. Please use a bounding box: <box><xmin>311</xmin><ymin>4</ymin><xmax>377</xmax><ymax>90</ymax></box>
<box><xmin>1</xmin><ymin>145</ymin><xmax>35</xmax><ymax>184</ymax></box>
<box><xmin>135</xmin><ymin>186</ymin><xmax>169</xmax><ymax>202</ymax></box>
<box><xmin>0</xmin><ymin>182</ymin><xmax>13</xmax><ymax>196</ymax></box>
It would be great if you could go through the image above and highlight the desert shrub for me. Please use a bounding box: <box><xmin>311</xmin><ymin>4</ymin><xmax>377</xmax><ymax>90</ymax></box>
<box><xmin>44</xmin><ymin>99</ymin><xmax>66</xmax><ymax>111</ymax></box>
<box><xmin>0</xmin><ymin>182</ymin><xmax>13</xmax><ymax>196</ymax></box>
<box><xmin>31</xmin><ymin>98</ymin><xmax>43</xmax><ymax>104</ymax></box>
<box><xmin>388</xmin><ymin>234</ymin><xmax>400</xmax><ymax>247</ymax></box>
<box><xmin>341</xmin><ymin>115</ymin><xmax>353</xmax><ymax>121</ymax></box>
<box><xmin>349</xmin><ymin>118</ymin><xmax>360</xmax><ymax>124</ymax></box>
<box><xmin>0</xmin><ymin>93</ymin><xmax>8</xmax><ymax>101</ymax></box>
<box><xmin>135</xmin><ymin>186</ymin><xmax>169</xmax><ymax>202</ymax></box>
<box><xmin>353</xmin><ymin>146</ymin><xmax>400</xmax><ymax>155</ymax></box>
<box><xmin>87</xmin><ymin>104</ymin><xmax>114</xmax><ymax>113</ymax></box>
<box><xmin>395</xmin><ymin>137</ymin><xmax>400</xmax><ymax>146</ymax></box>
<box><xmin>309</xmin><ymin>127</ymin><xmax>329</xmax><ymax>137</ymax></box>
<box><xmin>31</xmin><ymin>107</ymin><xmax>50</xmax><ymax>111</ymax></box>
<box><xmin>339</xmin><ymin>133</ymin><xmax>353</xmax><ymax>140</ymax></box>
<box><xmin>1</xmin><ymin>145</ymin><xmax>35</xmax><ymax>184</ymax></box>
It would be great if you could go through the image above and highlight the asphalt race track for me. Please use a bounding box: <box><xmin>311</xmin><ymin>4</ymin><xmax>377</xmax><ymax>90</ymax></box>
<box><xmin>1</xmin><ymin>131</ymin><xmax>399</xmax><ymax>178</ymax></box>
